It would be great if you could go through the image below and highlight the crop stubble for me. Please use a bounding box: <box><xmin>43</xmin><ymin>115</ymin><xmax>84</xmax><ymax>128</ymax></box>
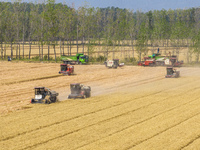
<box><xmin>0</xmin><ymin>61</ymin><xmax>200</xmax><ymax>149</ymax></box>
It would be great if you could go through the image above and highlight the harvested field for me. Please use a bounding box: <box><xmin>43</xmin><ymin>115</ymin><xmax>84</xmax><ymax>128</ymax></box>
<box><xmin>1</xmin><ymin>61</ymin><xmax>200</xmax><ymax>149</ymax></box>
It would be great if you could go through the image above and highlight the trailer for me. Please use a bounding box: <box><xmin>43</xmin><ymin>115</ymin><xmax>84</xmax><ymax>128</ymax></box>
<box><xmin>61</xmin><ymin>53</ymin><xmax>89</xmax><ymax>65</ymax></box>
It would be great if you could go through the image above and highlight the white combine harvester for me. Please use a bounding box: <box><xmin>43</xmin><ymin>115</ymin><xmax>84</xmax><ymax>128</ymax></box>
<box><xmin>105</xmin><ymin>59</ymin><xmax>124</xmax><ymax>69</ymax></box>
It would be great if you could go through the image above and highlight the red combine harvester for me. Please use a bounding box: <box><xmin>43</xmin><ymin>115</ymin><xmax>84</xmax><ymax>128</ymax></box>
<box><xmin>138</xmin><ymin>56</ymin><xmax>156</xmax><ymax>67</ymax></box>
<box><xmin>138</xmin><ymin>54</ymin><xmax>183</xmax><ymax>67</ymax></box>
<box><xmin>138</xmin><ymin>59</ymin><xmax>155</xmax><ymax>67</ymax></box>
<box><xmin>59</xmin><ymin>63</ymin><xmax>74</xmax><ymax>75</ymax></box>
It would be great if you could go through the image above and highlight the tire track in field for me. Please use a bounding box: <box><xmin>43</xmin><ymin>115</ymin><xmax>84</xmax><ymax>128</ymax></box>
<box><xmin>0</xmin><ymin>73</ymin><xmax>196</xmax><ymax>142</ymax></box>
<box><xmin>23</xmin><ymin>94</ymin><xmax>199</xmax><ymax>150</ymax></box>
<box><xmin>1</xmin><ymin>70</ymin><xmax>163</xmax><ymax>119</ymax></box>
<box><xmin>0</xmin><ymin>70</ymin><xmax>161</xmax><ymax>106</ymax></box>
<box><xmin>1</xmin><ymin>90</ymin><xmax>162</xmax><ymax>142</ymax></box>
<box><xmin>71</xmin><ymin>89</ymin><xmax>200</xmax><ymax>150</ymax></box>
<box><xmin>0</xmin><ymin>65</ymin><xmax>53</xmax><ymax>73</ymax></box>
<box><xmin>13</xmin><ymin>85</ymin><xmax>200</xmax><ymax>150</ymax></box>
<box><xmin>179</xmin><ymin>135</ymin><xmax>200</xmax><ymax>149</ymax></box>
<box><xmin>0</xmin><ymin>68</ymin><xmax>197</xmax><ymax>139</ymax></box>
<box><xmin>1</xmin><ymin>66</ymin><xmax>136</xmax><ymax>86</ymax></box>
<box><xmin>0</xmin><ymin>70</ymin><xmax>162</xmax><ymax>117</ymax></box>
<box><xmin>124</xmin><ymin>108</ymin><xmax>200</xmax><ymax>149</ymax></box>
<box><xmin>0</xmin><ymin>67</ymin><xmax>140</xmax><ymax>99</ymax></box>
<box><xmin>0</xmin><ymin>75</ymin><xmax>158</xmax><ymax>111</ymax></box>
<box><xmin>0</xmin><ymin>66</ymin><xmax>187</xmax><ymax>103</ymax></box>
<box><xmin>0</xmin><ymin>67</ymin><xmax>193</xmax><ymax>117</ymax></box>
<box><xmin>1</xmin><ymin>74</ymin><xmax>61</xmax><ymax>86</ymax></box>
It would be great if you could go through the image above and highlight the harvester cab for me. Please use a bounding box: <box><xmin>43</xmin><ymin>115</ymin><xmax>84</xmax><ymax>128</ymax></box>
<box><xmin>31</xmin><ymin>87</ymin><xmax>59</xmax><ymax>104</ymax></box>
<box><xmin>165</xmin><ymin>67</ymin><xmax>180</xmax><ymax>78</ymax></box>
<box><xmin>59</xmin><ymin>64</ymin><xmax>74</xmax><ymax>75</ymax></box>
<box><xmin>79</xmin><ymin>55</ymin><xmax>89</xmax><ymax>64</ymax></box>
<box><xmin>68</xmin><ymin>83</ymin><xmax>91</xmax><ymax>99</ymax></box>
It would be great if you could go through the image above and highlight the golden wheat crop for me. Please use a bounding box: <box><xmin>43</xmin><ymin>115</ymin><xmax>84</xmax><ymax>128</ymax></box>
<box><xmin>0</xmin><ymin>62</ymin><xmax>200</xmax><ymax>149</ymax></box>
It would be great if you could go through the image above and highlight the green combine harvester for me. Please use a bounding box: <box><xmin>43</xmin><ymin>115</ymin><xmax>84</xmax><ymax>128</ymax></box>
<box><xmin>61</xmin><ymin>53</ymin><xmax>89</xmax><ymax>65</ymax></box>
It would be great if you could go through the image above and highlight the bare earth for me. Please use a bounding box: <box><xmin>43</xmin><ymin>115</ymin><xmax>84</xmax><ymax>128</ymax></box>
<box><xmin>0</xmin><ymin>61</ymin><xmax>200</xmax><ymax>149</ymax></box>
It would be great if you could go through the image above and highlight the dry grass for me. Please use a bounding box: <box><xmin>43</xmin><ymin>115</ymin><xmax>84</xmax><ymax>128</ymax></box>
<box><xmin>0</xmin><ymin>62</ymin><xmax>200</xmax><ymax>149</ymax></box>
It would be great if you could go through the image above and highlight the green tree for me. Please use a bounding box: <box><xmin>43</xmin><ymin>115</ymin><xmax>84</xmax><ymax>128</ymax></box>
<box><xmin>44</xmin><ymin>0</ymin><xmax>59</xmax><ymax>61</ymax></box>
<box><xmin>136</xmin><ymin>21</ymin><xmax>148</xmax><ymax>61</ymax></box>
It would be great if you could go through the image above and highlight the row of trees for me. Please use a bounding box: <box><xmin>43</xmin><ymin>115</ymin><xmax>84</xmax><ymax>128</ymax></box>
<box><xmin>0</xmin><ymin>0</ymin><xmax>200</xmax><ymax>61</ymax></box>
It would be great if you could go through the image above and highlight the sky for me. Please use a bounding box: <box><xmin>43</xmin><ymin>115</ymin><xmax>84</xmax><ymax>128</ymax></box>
<box><xmin>57</xmin><ymin>0</ymin><xmax>200</xmax><ymax>11</ymax></box>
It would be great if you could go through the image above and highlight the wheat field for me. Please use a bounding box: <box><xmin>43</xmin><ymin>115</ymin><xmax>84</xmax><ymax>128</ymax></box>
<box><xmin>0</xmin><ymin>61</ymin><xmax>200</xmax><ymax>149</ymax></box>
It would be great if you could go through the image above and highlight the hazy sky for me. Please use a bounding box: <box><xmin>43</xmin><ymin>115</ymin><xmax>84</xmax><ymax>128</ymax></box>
<box><xmin>1</xmin><ymin>0</ymin><xmax>200</xmax><ymax>11</ymax></box>
<box><xmin>57</xmin><ymin>0</ymin><xmax>200</xmax><ymax>11</ymax></box>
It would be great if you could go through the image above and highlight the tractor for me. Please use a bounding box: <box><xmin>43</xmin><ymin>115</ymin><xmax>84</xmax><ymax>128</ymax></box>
<box><xmin>68</xmin><ymin>83</ymin><xmax>91</xmax><ymax>99</ymax></box>
<box><xmin>59</xmin><ymin>63</ymin><xmax>74</xmax><ymax>75</ymax></box>
<box><xmin>30</xmin><ymin>87</ymin><xmax>59</xmax><ymax>104</ymax></box>
<box><xmin>165</xmin><ymin>67</ymin><xmax>180</xmax><ymax>78</ymax></box>
<box><xmin>105</xmin><ymin>59</ymin><xmax>124</xmax><ymax>68</ymax></box>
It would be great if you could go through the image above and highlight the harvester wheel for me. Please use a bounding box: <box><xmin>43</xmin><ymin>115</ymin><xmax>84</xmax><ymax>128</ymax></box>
<box><xmin>45</xmin><ymin>99</ymin><xmax>51</xmax><ymax>104</ymax></box>
<box><xmin>149</xmin><ymin>63</ymin><xmax>153</xmax><ymax>67</ymax></box>
<box><xmin>31</xmin><ymin>99</ymin><xmax>35</xmax><ymax>103</ymax></box>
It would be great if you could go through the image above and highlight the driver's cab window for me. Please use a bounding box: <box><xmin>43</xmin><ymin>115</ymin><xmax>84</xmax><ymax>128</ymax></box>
<box><xmin>71</xmin><ymin>85</ymin><xmax>75</xmax><ymax>89</ymax></box>
<box><xmin>35</xmin><ymin>89</ymin><xmax>40</xmax><ymax>95</ymax></box>
<box><xmin>40</xmin><ymin>88</ymin><xmax>45</xmax><ymax>95</ymax></box>
<box><xmin>35</xmin><ymin>88</ymin><xmax>45</xmax><ymax>95</ymax></box>
<box><xmin>61</xmin><ymin>65</ymin><xmax>67</xmax><ymax>71</ymax></box>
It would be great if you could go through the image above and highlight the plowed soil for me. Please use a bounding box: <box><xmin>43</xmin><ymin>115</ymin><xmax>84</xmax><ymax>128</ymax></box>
<box><xmin>1</xmin><ymin>61</ymin><xmax>200</xmax><ymax>150</ymax></box>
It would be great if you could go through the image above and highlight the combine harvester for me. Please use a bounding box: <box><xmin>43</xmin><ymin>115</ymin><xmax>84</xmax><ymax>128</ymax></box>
<box><xmin>68</xmin><ymin>83</ymin><xmax>91</xmax><ymax>99</ymax></box>
<box><xmin>165</xmin><ymin>67</ymin><xmax>180</xmax><ymax>78</ymax></box>
<box><xmin>30</xmin><ymin>87</ymin><xmax>59</xmax><ymax>104</ymax></box>
<box><xmin>59</xmin><ymin>63</ymin><xmax>74</xmax><ymax>75</ymax></box>
<box><xmin>61</xmin><ymin>53</ymin><xmax>89</xmax><ymax>65</ymax></box>
<box><xmin>105</xmin><ymin>59</ymin><xmax>124</xmax><ymax>69</ymax></box>
<box><xmin>138</xmin><ymin>53</ymin><xmax>183</xmax><ymax>67</ymax></box>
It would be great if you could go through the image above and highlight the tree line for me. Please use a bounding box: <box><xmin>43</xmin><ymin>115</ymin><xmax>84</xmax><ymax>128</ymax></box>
<box><xmin>0</xmin><ymin>0</ymin><xmax>200</xmax><ymax>62</ymax></box>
